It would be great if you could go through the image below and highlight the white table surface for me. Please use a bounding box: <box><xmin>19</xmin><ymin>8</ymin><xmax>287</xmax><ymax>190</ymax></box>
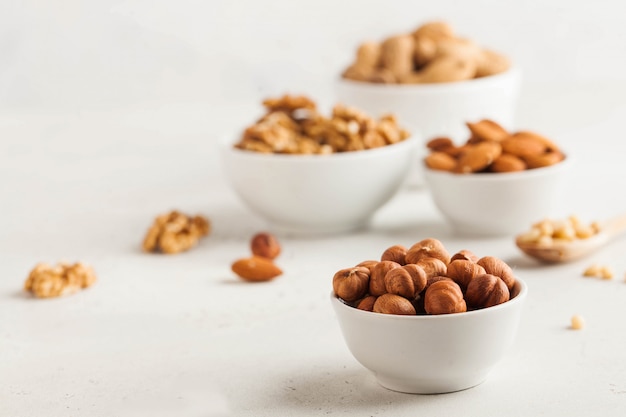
<box><xmin>3</xmin><ymin>81</ymin><xmax>626</xmax><ymax>416</ymax></box>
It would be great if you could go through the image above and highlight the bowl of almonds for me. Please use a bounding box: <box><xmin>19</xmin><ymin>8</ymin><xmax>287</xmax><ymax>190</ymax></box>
<box><xmin>220</xmin><ymin>94</ymin><xmax>419</xmax><ymax>235</ymax></box>
<box><xmin>335</xmin><ymin>21</ymin><xmax>521</xmax><ymax>141</ymax></box>
<box><xmin>331</xmin><ymin>238</ymin><xmax>527</xmax><ymax>394</ymax></box>
<box><xmin>422</xmin><ymin>119</ymin><xmax>571</xmax><ymax>236</ymax></box>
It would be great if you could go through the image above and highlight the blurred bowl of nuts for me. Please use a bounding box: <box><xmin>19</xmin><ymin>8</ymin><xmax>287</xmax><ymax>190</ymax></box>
<box><xmin>220</xmin><ymin>94</ymin><xmax>419</xmax><ymax>235</ymax></box>
<box><xmin>335</xmin><ymin>21</ymin><xmax>521</xmax><ymax>143</ymax></box>
<box><xmin>331</xmin><ymin>238</ymin><xmax>527</xmax><ymax>394</ymax></box>
<box><xmin>422</xmin><ymin>119</ymin><xmax>572</xmax><ymax>236</ymax></box>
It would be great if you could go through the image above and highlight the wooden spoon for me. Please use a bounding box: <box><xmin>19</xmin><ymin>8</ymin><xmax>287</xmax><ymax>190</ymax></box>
<box><xmin>515</xmin><ymin>214</ymin><xmax>626</xmax><ymax>263</ymax></box>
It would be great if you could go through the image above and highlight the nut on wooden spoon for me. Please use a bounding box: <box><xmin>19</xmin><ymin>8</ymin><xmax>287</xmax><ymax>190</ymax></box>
<box><xmin>515</xmin><ymin>214</ymin><xmax>626</xmax><ymax>263</ymax></box>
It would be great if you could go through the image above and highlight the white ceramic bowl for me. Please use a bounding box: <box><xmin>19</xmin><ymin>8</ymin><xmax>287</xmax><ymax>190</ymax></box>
<box><xmin>335</xmin><ymin>68</ymin><xmax>522</xmax><ymax>142</ymax></box>
<box><xmin>423</xmin><ymin>157</ymin><xmax>572</xmax><ymax>236</ymax></box>
<box><xmin>331</xmin><ymin>278</ymin><xmax>527</xmax><ymax>394</ymax></box>
<box><xmin>220</xmin><ymin>136</ymin><xmax>419</xmax><ymax>235</ymax></box>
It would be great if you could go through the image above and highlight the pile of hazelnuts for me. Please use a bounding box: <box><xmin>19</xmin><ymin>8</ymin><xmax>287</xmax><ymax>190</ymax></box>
<box><xmin>332</xmin><ymin>238</ymin><xmax>516</xmax><ymax>315</ymax></box>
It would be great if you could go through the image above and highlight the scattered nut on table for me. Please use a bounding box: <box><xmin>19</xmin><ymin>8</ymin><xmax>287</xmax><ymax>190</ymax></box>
<box><xmin>142</xmin><ymin>210</ymin><xmax>210</xmax><ymax>254</ymax></box>
<box><xmin>250</xmin><ymin>232</ymin><xmax>281</xmax><ymax>260</ymax></box>
<box><xmin>232</xmin><ymin>232</ymin><xmax>283</xmax><ymax>282</ymax></box>
<box><xmin>342</xmin><ymin>21</ymin><xmax>510</xmax><ymax>84</ymax></box>
<box><xmin>570</xmin><ymin>315</ymin><xmax>585</xmax><ymax>330</ymax></box>
<box><xmin>583</xmin><ymin>264</ymin><xmax>613</xmax><ymax>280</ymax></box>
<box><xmin>233</xmin><ymin>94</ymin><xmax>410</xmax><ymax>154</ymax></box>
<box><xmin>333</xmin><ymin>238</ymin><xmax>517</xmax><ymax>315</ymax></box>
<box><xmin>24</xmin><ymin>262</ymin><xmax>97</xmax><ymax>298</ymax></box>
<box><xmin>424</xmin><ymin>119</ymin><xmax>565</xmax><ymax>174</ymax></box>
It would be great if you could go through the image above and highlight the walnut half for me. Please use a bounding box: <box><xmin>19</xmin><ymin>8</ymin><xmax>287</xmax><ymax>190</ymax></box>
<box><xmin>24</xmin><ymin>262</ymin><xmax>97</xmax><ymax>298</ymax></box>
<box><xmin>142</xmin><ymin>210</ymin><xmax>210</xmax><ymax>254</ymax></box>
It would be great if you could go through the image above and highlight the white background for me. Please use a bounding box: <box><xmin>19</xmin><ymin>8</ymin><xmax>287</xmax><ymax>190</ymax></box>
<box><xmin>3</xmin><ymin>1</ymin><xmax>626</xmax><ymax>416</ymax></box>
<box><xmin>2</xmin><ymin>0</ymin><xmax>626</xmax><ymax>111</ymax></box>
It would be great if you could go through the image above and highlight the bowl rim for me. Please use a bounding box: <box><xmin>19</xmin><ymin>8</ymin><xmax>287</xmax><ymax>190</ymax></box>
<box><xmin>335</xmin><ymin>66</ymin><xmax>522</xmax><ymax>94</ymax></box>
<box><xmin>331</xmin><ymin>276</ymin><xmax>527</xmax><ymax>321</ymax></box>
<box><xmin>220</xmin><ymin>132</ymin><xmax>421</xmax><ymax>162</ymax></box>
<box><xmin>422</xmin><ymin>154</ymin><xmax>573</xmax><ymax>182</ymax></box>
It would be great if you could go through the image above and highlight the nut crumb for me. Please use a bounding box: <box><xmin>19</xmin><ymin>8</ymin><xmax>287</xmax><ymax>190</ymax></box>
<box><xmin>570</xmin><ymin>314</ymin><xmax>585</xmax><ymax>330</ymax></box>
<box><xmin>143</xmin><ymin>210</ymin><xmax>210</xmax><ymax>254</ymax></box>
<box><xmin>583</xmin><ymin>264</ymin><xmax>613</xmax><ymax>280</ymax></box>
<box><xmin>24</xmin><ymin>262</ymin><xmax>97</xmax><ymax>298</ymax></box>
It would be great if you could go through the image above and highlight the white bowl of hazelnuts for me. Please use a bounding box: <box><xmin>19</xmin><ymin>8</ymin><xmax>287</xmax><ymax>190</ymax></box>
<box><xmin>331</xmin><ymin>238</ymin><xmax>527</xmax><ymax>394</ymax></box>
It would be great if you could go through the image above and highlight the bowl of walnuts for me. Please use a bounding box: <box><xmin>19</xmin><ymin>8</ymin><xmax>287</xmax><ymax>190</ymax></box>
<box><xmin>331</xmin><ymin>238</ymin><xmax>527</xmax><ymax>394</ymax></box>
<box><xmin>335</xmin><ymin>21</ymin><xmax>521</xmax><ymax>142</ymax></box>
<box><xmin>422</xmin><ymin>119</ymin><xmax>572</xmax><ymax>236</ymax></box>
<box><xmin>220</xmin><ymin>94</ymin><xmax>419</xmax><ymax>235</ymax></box>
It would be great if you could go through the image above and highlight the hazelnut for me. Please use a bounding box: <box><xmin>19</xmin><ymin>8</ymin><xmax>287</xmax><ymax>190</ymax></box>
<box><xmin>332</xmin><ymin>267</ymin><xmax>370</xmax><ymax>302</ymax></box>
<box><xmin>424</xmin><ymin>280</ymin><xmax>467</xmax><ymax>315</ymax></box>
<box><xmin>424</xmin><ymin>275</ymin><xmax>453</xmax><ymax>292</ymax></box>
<box><xmin>381</xmin><ymin>245</ymin><xmax>408</xmax><ymax>265</ymax></box>
<box><xmin>369</xmin><ymin>261</ymin><xmax>401</xmax><ymax>296</ymax></box>
<box><xmin>465</xmin><ymin>274</ymin><xmax>509</xmax><ymax>309</ymax></box>
<box><xmin>450</xmin><ymin>249</ymin><xmax>479</xmax><ymax>263</ymax></box>
<box><xmin>477</xmin><ymin>256</ymin><xmax>516</xmax><ymax>290</ymax></box>
<box><xmin>405</xmin><ymin>238</ymin><xmax>451</xmax><ymax>264</ymax></box>
<box><xmin>446</xmin><ymin>259</ymin><xmax>486</xmax><ymax>290</ymax></box>
<box><xmin>415</xmin><ymin>257</ymin><xmax>447</xmax><ymax>279</ymax></box>
<box><xmin>356</xmin><ymin>260</ymin><xmax>379</xmax><ymax>274</ymax></box>
<box><xmin>250</xmin><ymin>232</ymin><xmax>281</xmax><ymax>259</ymax></box>
<box><xmin>356</xmin><ymin>295</ymin><xmax>377</xmax><ymax>312</ymax></box>
<box><xmin>384</xmin><ymin>264</ymin><xmax>427</xmax><ymax>299</ymax></box>
<box><xmin>373</xmin><ymin>293</ymin><xmax>417</xmax><ymax>315</ymax></box>
<box><xmin>403</xmin><ymin>264</ymin><xmax>428</xmax><ymax>294</ymax></box>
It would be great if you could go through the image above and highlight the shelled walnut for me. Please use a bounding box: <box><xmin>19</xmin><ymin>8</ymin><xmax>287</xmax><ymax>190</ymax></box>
<box><xmin>143</xmin><ymin>210</ymin><xmax>210</xmax><ymax>254</ymax></box>
<box><xmin>234</xmin><ymin>94</ymin><xmax>410</xmax><ymax>154</ymax></box>
<box><xmin>332</xmin><ymin>238</ymin><xmax>517</xmax><ymax>315</ymax></box>
<box><xmin>24</xmin><ymin>262</ymin><xmax>97</xmax><ymax>298</ymax></box>
<box><xmin>424</xmin><ymin>119</ymin><xmax>565</xmax><ymax>174</ymax></box>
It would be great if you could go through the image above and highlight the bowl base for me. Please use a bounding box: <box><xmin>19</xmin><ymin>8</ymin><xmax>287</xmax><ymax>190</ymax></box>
<box><xmin>374</xmin><ymin>372</ymin><xmax>488</xmax><ymax>395</ymax></box>
<box><xmin>268</xmin><ymin>219</ymin><xmax>369</xmax><ymax>237</ymax></box>
<box><xmin>450</xmin><ymin>221</ymin><xmax>520</xmax><ymax>238</ymax></box>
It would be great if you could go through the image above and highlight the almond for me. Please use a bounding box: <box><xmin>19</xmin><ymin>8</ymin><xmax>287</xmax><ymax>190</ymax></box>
<box><xmin>425</xmin><ymin>151</ymin><xmax>456</xmax><ymax>171</ymax></box>
<box><xmin>466</xmin><ymin>119</ymin><xmax>509</xmax><ymax>142</ymax></box>
<box><xmin>455</xmin><ymin>141</ymin><xmax>502</xmax><ymax>173</ymax></box>
<box><xmin>426</xmin><ymin>137</ymin><xmax>454</xmax><ymax>152</ymax></box>
<box><xmin>513</xmin><ymin>131</ymin><xmax>560</xmax><ymax>152</ymax></box>
<box><xmin>231</xmin><ymin>256</ymin><xmax>282</xmax><ymax>282</ymax></box>
<box><xmin>524</xmin><ymin>151</ymin><xmax>565</xmax><ymax>169</ymax></box>
<box><xmin>490</xmin><ymin>153</ymin><xmax>527</xmax><ymax>172</ymax></box>
<box><xmin>501</xmin><ymin>135</ymin><xmax>547</xmax><ymax>159</ymax></box>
